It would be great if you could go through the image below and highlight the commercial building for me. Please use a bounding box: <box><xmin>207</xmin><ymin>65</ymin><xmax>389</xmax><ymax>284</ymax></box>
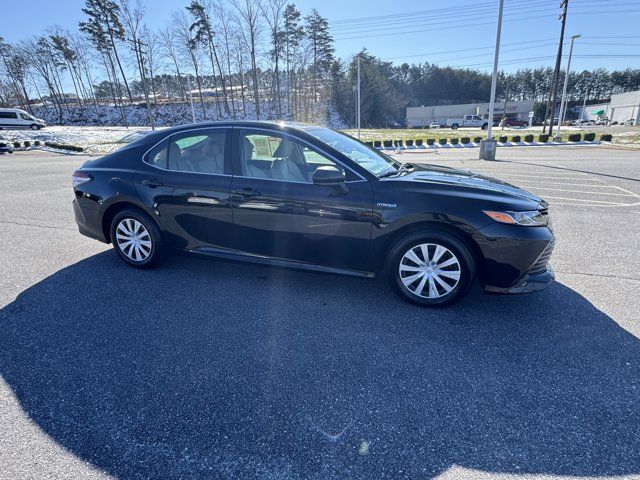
<box><xmin>406</xmin><ymin>100</ymin><xmax>534</xmax><ymax>128</ymax></box>
<box><xmin>582</xmin><ymin>90</ymin><xmax>640</xmax><ymax>125</ymax></box>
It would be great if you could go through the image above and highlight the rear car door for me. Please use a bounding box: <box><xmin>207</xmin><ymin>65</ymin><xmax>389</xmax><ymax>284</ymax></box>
<box><xmin>229</xmin><ymin>127</ymin><xmax>374</xmax><ymax>272</ymax></box>
<box><xmin>135</xmin><ymin>127</ymin><xmax>235</xmax><ymax>253</ymax></box>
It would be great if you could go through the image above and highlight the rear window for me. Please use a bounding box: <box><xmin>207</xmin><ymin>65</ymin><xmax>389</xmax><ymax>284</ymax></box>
<box><xmin>145</xmin><ymin>140</ymin><xmax>168</xmax><ymax>169</ymax></box>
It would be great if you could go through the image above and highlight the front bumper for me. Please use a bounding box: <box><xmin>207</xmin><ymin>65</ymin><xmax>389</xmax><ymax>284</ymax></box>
<box><xmin>484</xmin><ymin>265</ymin><xmax>555</xmax><ymax>294</ymax></box>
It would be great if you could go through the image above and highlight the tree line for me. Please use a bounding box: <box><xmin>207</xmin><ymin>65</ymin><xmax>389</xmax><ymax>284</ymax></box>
<box><xmin>1</xmin><ymin>0</ymin><xmax>639</xmax><ymax>127</ymax></box>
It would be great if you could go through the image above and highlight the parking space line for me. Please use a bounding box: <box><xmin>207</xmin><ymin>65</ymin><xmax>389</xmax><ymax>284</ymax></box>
<box><xmin>523</xmin><ymin>186</ymin><xmax>637</xmax><ymax>196</ymax></box>
<box><xmin>542</xmin><ymin>195</ymin><xmax>640</xmax><ymax>206</ymax></box>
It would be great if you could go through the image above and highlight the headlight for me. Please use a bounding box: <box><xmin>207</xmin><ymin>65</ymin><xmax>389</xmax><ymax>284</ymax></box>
<box><xmin>483</xmin><ymin>209</ymin><xmax>548</xmax><ymax>227</ymax></box>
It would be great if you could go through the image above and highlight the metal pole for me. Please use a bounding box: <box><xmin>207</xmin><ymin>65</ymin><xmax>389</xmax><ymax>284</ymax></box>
<box><xmin>479</xmin><ymin>0</ymin><xmax>504</xmax><ymax>160</ymax></box>
<box><xmin>556</xmin><ymin>34</ymin><xmax>580</xmax><ymax>139</ymax></box>
<box><xmin>581</xmin><ymin>90</ymin><xmax>587</xmax><ymax>120</ymax></box>
<box><xmin>357</xmin><ymin>56</ymin><xmax>361</xmax><ymax>140</ymax></box>
<box><xmin>548</xmin><ymin>0</ymin><xmax>569</xmax><ymax>137</ymax></box>
<box><xmin>486</xmin><ymin>0</ymin><xmax>503</xmax><ymax>141</ymax></box>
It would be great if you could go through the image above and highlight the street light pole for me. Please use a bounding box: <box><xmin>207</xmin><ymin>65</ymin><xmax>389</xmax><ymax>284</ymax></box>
<box><xmin>479</xmin><ymin>0</ymin><xmax>504</xmax><ymax>160</ymax></box>
<box><xmin>357</xmin><ymin>56</ymin><xmax>361</xmax><ymax>140</ymax></box>
<box><xmin>555</xmin><ymin>34</ymin><xmax>580</xmax><ymax>140</ymax></box>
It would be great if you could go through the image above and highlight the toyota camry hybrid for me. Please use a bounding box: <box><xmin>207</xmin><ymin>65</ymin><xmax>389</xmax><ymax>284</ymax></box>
<box><xmin>72</xmin><ymin>121</ymin><xmax>555</xmax><ymax>307</ymax></box>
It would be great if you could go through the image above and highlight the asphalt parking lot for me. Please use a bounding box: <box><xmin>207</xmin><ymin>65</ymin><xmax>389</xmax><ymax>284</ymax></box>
<box><xmin>1</xmin><ymin>146</ymin><xmax>640</xmax><ymax>480</ymax></box>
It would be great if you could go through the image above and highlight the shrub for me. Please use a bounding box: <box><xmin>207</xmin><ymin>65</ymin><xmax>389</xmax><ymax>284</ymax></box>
<box><xmin>511</xmin><ymin>135</ymin><xmax>521</xmax><ymax>142</ymax></box>
<box><xmin>383</xmin><ymin>140</ymin><xmax>392</xmax><ymax>148</ymax></box>
<box><xmin>600</xmin><ymin>133</ymin><xmax>613</xmax><ymax>142</ymax></box>
<box><xmin>584</xmin><ymin>132</ymin><xmax>596</xmax><ymax>141</ymax></box>
<box><xmin>450</xmin><ymin>137</ymin><xmax>459</xmax><ymax>145</ymax></box>
<box><xmin>34</xmin><ymin>140</ymin><xmax>41</xmax><ymax>146</ymax></box>
<box><xmin>364</xmin><ymin>141</ymin><xmax>373</xmax><ymax>147</ymax></box>
<box><xmin>568</xmin><ymin>133</ymin><xmax>582</xmax><ymax>142</ymax></box>
<box><xmin>415</xmin><ymin>139</ymin><xmax>423</xmax><ymax>146</ymax></box>
<box><xmin>438</xmin><ymin>138</ymin><xmax>447</xmax><ymax>145</ymax></box>
<box><xmin>461</xmin><ymin>137</ymin><xmax>470</xmax><ymax>144</ymax></box>
<box><xmin>473</xmin><ymin>136</ymin><xmax>483</xmax><ymax>143</ymax></box>
<box><xmin>524</xmin><ymin>134</ymin><xmax>534</xmax><ymax>142</ymax></box>
<box><xmin>373</xmin><ymin>140</ymin><xmax>381</xmax><ymax>148</ymax></box>
<box><xmin>393</xmin><ymin>139</ymin><xmax>402</xmax><ymax>147</ymax></box>
<box><xmin>405</xmin><ymin>139</ymin><xmax>413</xmax><ymax>146</ymax></box>
<box><xmin>13</xmin><ymin>141</ymin><xmax>21</xmax><ymax>148</ymax></box>
<box><xmin>538</xmin><ymin>134</ymin><xmax>549</xmax><ymax>143</ymax></box>
<box><xmin>44</xmin><ymin>141</ymin><xmax>84</xmax><ymax>152</ymax></box>
<box><xmin>23</xmin><ymin>140</ymin><xmax>31</xmax><ymax>148</ymax></box>
<box><xmin>426</xmin><ymin>138</ymin><xmax>435</xmax><ymax>145</ymax></box>
<box><xmin>498</xmin><ymin>136</ymin><xmax>508</xmax><ymax>143</ymax></box>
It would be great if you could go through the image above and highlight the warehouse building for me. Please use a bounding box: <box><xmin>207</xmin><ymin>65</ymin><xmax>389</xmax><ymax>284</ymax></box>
<box><xmin>406</xmin><ymin>100</ymin><xmax>534</xmax><ymax>128</ymax></box>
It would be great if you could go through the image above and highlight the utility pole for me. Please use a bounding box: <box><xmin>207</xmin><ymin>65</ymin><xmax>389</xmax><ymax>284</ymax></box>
<box><xmin>357</xmin><ymin>56</ymin><xmax>361</xmax><ymax>140</ymax></box>
<box><xmin>479</xmin><ymin>0</ymin><xmax>504</xmax><ymax>161</ymax></box>
<box><xmin>543</xmin><ymin>0</ymin><xmax>569</xmax><ymax>136</ymax></box>
<box><xmin>502</xmin><ymin>77</ymin><xmax>509</xmax><ymax>130</ymax></box>
<box><xmin>556</xmin><ymin>34</ymin><xmax>580</xmax><ymax>140</ymax></box>
<box><xmin>581</xmin><ymin>87</ymin><xmax>588</xmax><ymax>121</ymax></box>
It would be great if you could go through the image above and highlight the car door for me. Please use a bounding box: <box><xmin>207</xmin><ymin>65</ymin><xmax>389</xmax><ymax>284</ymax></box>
<box><xmin>135</xmin><ymin>127</ymin><xmax>235</xmax><ymax>253</ymax></box>
<box><xmin>229</xmin><ymin>127</ymin><xmax>374</xmax><ymax>273</ymax></box>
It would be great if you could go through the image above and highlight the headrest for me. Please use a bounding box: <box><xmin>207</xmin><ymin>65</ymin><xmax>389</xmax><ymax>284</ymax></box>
<box><xmin>272</xmin><ymin>139</ymin><xmax>294</xmax><ymax>158</ymax></box>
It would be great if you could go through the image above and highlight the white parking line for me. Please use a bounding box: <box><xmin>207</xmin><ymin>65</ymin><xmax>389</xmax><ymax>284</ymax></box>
<box><xmin>524</xmin><ymin>186</ymin><xmax>637</xmax><ymax>196</ymax></box>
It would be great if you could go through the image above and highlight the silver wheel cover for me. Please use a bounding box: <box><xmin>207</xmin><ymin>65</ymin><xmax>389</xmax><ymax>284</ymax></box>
<box><xmin>399</xmin><ymin>243</ymin><xmax>461</xmax><ymax>299</ymax></box>
<box><xmin>115</xmin><ymin>218</ymin><xmax>152</xmax><ymax>262</ymax></box>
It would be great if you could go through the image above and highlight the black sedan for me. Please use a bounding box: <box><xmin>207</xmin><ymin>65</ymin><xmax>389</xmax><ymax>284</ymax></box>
<box><xmin>72</xmin><ymin>121</ymin><xmax>554</xmax><ymax>307</ymax></box>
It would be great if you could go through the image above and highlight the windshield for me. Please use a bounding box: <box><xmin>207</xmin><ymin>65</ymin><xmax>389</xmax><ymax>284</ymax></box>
<box><xmin>305</xmin><ymin>127</ymin><xmax>397</xmax><ymax>176</ymax></box>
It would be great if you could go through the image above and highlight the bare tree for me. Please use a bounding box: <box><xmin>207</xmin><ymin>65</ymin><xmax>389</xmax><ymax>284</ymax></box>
<box><xmin>173</xmin><ymin>10</ymin><xmax>207</xmax><ymax>119</ymax></box>
<box><xmin>158</xmin><ymin>26</ymin><xmax>187</xmax><ymax>103</ymax></box>
<box><xmin>232</xmin><ymin>0</ymin><xmax>262</xmax><ymax>119</ymax></box>
<box><xmin>213</xmin><ymin>1</ymin><xmax>238</xmax><ymax>117</ymax></box>
<box><xmin>261</xmin><ymin>0</ymin><xmax>286</xmax><ymax>119</ymax></box>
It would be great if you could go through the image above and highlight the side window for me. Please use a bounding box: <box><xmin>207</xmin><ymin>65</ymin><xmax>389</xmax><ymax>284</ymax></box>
<box><xmin>20</xmin><ymin>113</ymin><xmax>31</xmax><ymax>120</ymax></box>
<box><xmin>168</xmin><ymin>129</ymin><xmax>227</xmax><ymax>174</ymax></box>
<box><xmin>239</xmin><ymin>129</ymin><xmax>350</xmax><ymax>183</ymax></box>
<box><xmin>0</xmin><ymin>112</ymin><xmax>18</xmax><ymax>119</ymax></box>
<box><xmin>145</xmin><ymin>139</ymin><xmax>168</xmax><ymax>169</ymax></box>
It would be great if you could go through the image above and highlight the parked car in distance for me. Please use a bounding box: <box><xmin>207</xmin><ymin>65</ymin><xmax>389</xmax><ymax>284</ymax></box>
<box><xmin>595</xmin><ymin>118</ymin><xmax>609</xmax><ymax>126</ymax></box>
<box><xmin>0</xmin><ymin>108</ymin><xmax>46</xmax><ymax>130</ymax></box>
<box><xmin>501</xmin><ymin>117</ymin><xmax>528</xmax><ymax>127</ymax></box>
<box><xmin>0</xmin><ymin>134</ymin><xmax>14</xmax><ymax>154</ymax></box>
<box><xmin>72</xmin><ymin>121</ymin><xmax>555</xmax><ymax>307</ymax></box>
<box><xmin>574</xmin><ymin>119</ymin><xmax>595</xmax><ymax>126</ymax></box>
<box><xmin>428</xmin><ymin>121</ymin><xmax>441</xmax><ymax>129</ymax></box>
<box><xmin>623</xmin><ymin>118</ymin><xmax>636</xmax><ymax>126</ymax></box>
<box><xmin>445</xmin><ymin>115</ymin><xmax>488</xmax><ymax>130</ymax></box>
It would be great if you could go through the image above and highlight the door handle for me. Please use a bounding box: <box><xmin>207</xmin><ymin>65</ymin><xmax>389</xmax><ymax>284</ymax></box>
<box><xmin>141</xmin><ymin>178</ymin><xmax>163</xmax><ymax>188</ymax></box>
<box><xmin>232</xmin><ymin>188</ymin><xmax>261</xmax><ymax>199</ymax></box>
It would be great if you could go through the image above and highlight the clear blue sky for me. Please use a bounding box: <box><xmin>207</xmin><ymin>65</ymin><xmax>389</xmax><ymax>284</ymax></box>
<box><xmin>2</xmin><ymin>0</ymin><xmax>639</xmax><ymax>75</ymax></box>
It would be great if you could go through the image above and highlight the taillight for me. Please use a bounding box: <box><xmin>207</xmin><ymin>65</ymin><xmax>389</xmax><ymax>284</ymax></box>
<box><xmin>72</xmin><ymin>171</ymin><xmax>92</xmax><ymax>187</ymax></box>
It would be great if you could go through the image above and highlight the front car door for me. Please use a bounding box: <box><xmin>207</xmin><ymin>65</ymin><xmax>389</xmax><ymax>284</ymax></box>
<box><xmin>229</xmin><ymin>127</ymin><xmax>374</xmax><ymax>273</ymax></box>
<box><xmin>135</xmin><ymin>127</ymin><xmax>235</xmax><ymax>253</ymax></box>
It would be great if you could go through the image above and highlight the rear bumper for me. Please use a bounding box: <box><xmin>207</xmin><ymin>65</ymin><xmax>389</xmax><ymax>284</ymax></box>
<box><xmin>73</xmin><ymin>198</ymin><xmax>108</xmax><ymax>243</ymax></box>
<box><xmin>484</xmin><ymin>265</ymin><xmax>555</xmax><ymax>294</ymax></box>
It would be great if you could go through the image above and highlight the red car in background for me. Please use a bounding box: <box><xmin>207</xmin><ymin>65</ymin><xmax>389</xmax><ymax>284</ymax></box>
<box><xmin>501</xmin><ymin>117</ymin><xmax>528</xmax><ymax>127</ymax></box>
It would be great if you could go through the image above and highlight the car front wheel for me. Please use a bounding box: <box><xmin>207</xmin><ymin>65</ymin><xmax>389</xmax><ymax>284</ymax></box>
<box><xmin>30</xmin><ymin>124</ymin><xmax>40</xmax><ymax>130</ymax></box>
<box><xmin>110</xmin><ymin>208</ymin><xmax>163</xmax><ymax>268</ymax></box>
<box><xmin>386</xmin><ymin>231</ymin><xmax>476</xmax><ymax>307</ymax></box>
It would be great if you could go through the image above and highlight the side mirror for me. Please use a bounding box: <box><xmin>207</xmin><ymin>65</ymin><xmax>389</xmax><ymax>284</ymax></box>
<box><xmin>312</xmin><ymin>166</ymin><xmax>346</xmax><ymax>186</ymax></box>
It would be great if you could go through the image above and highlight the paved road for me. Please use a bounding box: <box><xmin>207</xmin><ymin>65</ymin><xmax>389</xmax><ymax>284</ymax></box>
<box><xmin>1</xmin><ymin>147</ymin><xmax>639</xmax><ymax>480</ymax></box>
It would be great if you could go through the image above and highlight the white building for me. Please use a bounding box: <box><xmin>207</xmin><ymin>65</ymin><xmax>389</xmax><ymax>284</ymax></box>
<box><xmin>581</xmin><ymin>90</ymin><xmax>640</xmax><ymax>125</ymax></box>
<box><xmin>406</xmin><ymin>100</ymin><xmax>534</xmax><ymax>128</ymax></box>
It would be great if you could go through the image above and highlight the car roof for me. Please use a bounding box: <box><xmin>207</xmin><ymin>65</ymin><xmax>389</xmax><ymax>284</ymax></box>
<box><xmin>156</xmin><ymin>120</ymin><xmax>327</xmax><ymax>136</ymax></box>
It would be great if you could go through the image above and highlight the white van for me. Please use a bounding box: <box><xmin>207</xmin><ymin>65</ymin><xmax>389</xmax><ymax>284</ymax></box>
<box><xmin>0</xmin><ymin>109</ymin><xmax>46</xmax><ymax>130</ymax></box>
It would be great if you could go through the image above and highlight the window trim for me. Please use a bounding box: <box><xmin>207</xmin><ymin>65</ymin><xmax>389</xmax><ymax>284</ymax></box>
<box><xmin>233</xmin><ymin>126</ymin><xmax>367</xmax><ymax>184</ymax></box>
<box><xmin>142</xmin><ymin>126</ymin><xmax>232</xmax><ymax>177</ymax></box>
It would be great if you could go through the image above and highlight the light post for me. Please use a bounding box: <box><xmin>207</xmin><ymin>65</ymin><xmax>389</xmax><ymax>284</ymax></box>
<box><xmin>555</xmin><ymin>34</ymin><xmax>581</xmax><ymax>140</ymax></box>
<box><xmin>357</xmin><ymin>56</ymin><xmax>361</xmax><ymax>140</ymax></box>
<box><xmin>479</xmin><ymin>0</ymin><xmax>504</xmax><ymax>161</ymax></box>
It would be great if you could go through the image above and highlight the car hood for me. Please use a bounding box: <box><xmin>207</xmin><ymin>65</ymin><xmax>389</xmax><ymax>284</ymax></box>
<box><xmin>392</xmin><ymin>163</ymin><xmax>543</xmax><ymax>204</ymax></box>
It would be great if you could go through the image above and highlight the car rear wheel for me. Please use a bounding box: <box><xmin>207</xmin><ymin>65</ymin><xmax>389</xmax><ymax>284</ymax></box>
<box><xmin>451</xmin><ymin>123</ymin><xmax>459</xmax><ymax>129</ymax></box>
<box><xmin>386</xmin><ymin>230</ymin><xmax>476</xmax><ymax>307</ymax></box>
<box><xmin>110</xmin><ymin>209</ymin><xmax>163</xmax><ymax>268</ymax></box>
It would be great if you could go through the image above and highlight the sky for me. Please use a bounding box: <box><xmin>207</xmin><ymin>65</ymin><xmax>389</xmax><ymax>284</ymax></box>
<box><xmin>1</xmin><ymin>0</ymin><xmax>639</xmax><ymax>79</ymax></box>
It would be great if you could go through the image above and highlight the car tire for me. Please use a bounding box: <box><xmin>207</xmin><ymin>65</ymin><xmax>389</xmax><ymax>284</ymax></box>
<box><xmin>30</xmin><ymin>124</ymin><xmax>40</xmax><ymax>130</ymax></box>
<box><xmin>481</xmin><ymin>123</ymin><xmax>488</xmax><ymax>130</ymax></box>
<box><xmin>386</xmin><ymin>230</ymin><xmax>476</xmax><ymax>307</ymax></box>
<box><xmin>110</xmin><ymin>208</ymin><xmax>163</xmax><ymax>268</ymax></box>
<box><xmin>451</xmin><ymin>123</ymin><xmax>459</xmax><ymax>130</ymax></box>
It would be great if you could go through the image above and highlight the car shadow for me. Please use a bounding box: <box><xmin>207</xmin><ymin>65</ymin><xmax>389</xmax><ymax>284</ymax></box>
<box><xmin>1</xmin><ymin>251</ymin><xmax>639</xmax><ymax>479</ymax></box>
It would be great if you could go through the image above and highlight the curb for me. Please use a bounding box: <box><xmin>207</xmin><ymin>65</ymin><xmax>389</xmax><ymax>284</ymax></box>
<box><xmin>377</xmin><ymin>141</ymin><xmax>603</xmax><ymax>151</ymax></box>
